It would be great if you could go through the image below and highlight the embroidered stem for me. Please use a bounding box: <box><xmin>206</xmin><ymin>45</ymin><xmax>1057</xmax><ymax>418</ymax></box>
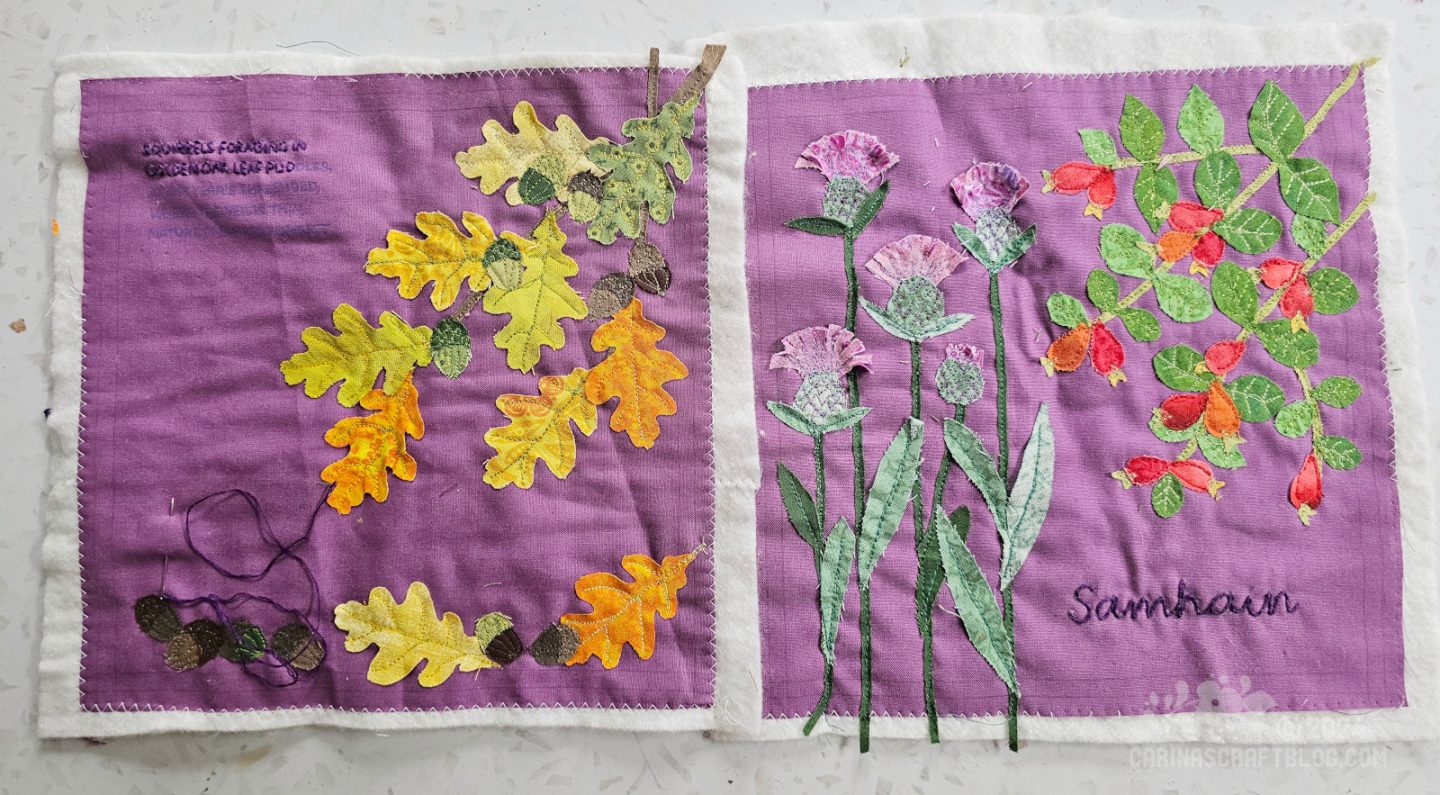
<box><xmin>859</xmin><ymin>581</ymin><xmax>874</xmax><ymax>752</ymax></box>
<box><xmin>800</xmin><ymin>432</ymin><xmax>835</xmax><ymax>735</ymax></box>
<box><xmin>1109</xmin><ymin>143</ymin><xmax>1260</xmax><ymax>170</ymax></box>
<box><xmin>919</xmin><ymin>402</ymin><xmax>966</xmax><ymax>743</ymax></box>
<box><xmin>1295</xmin><ymin>367</ymin><xmax>1325</xmax><ymax>437</ymax></box>
<box><xmin>843</xmin><ymin>229</ymin><xmax>875</xmax><ymax>750</ymax></box>
<box><xmin>906</xmin><ymin>339</ymin><xmax>929</xmax><ymax>739</ymax></box>
<box><xmin>988</xmin><ymin>269</ymin><xmax>1020</xmax><ymax>752</ymax></box>
<box><xmin>453</xmin><ymin>288</ymin><xmax>485</xmax><ymax>321</ymax></box>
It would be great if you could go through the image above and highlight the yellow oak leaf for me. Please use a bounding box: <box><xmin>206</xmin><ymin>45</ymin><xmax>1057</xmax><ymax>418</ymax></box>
<box><xmin>280</xmin><ymin>303</ymin><xmax>432</xmax><ymax>408</ymax></box>
<box><xmin>333</xmin><ymin>581</ymin><xmax>514</xmax><ymax>687</ymax></box>
<box><xmin>320</xmin><ymin>372</ymin><xmax>424</xmax><ymax>515</ymax></box>
<box><xmin>561</xmin><ymin>549</ymin><xmax>700</xmax><ymax>669</ymax></box>
<box><xmin>482</xmin><ymin>367</ymin><xmax>597</xmax><ymax>489</ymax></box>
<box><xmin>483</xmin><ymin>212</ymin><xmax>587</xmax><ymax>373</ymax></box>
<box><xmin>365</xmin><ymin>211</ymin><xmax>534</xmax><ymax>311</ymax></box>
<box><xmin>585</xmin><ymin>298</ymin><xmax>688</xmax><ymax>449</ymax></box>
<box><xmin>455</xmin><ymin>101</ymin><xmax>609</xmax><ymax>206</ymax></box>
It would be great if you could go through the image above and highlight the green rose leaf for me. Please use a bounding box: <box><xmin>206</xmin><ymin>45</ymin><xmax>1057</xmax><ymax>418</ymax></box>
<box><xmin>1119</xmin><ymin>94</ymin><xmax>1166</xmax><ymax>160</ymax></box>
<box><xmin>1317</xmin><ymin>434</ymin><xmax>1362</xmax><ymax>470</ymax></box>
<box><xmin>1118</xmin><ymin>307</ymin><xmax>1161</xmax><ymax>342</ymax></box>
<box><xmin>1213</xmin><ymin>207</ymin><xmax>1283</xmax><ymax>254</ymax></box>
<box><xmin>1153</xmin><ymin>344</ymin><xmax>1211</xmax><ymax>391</ymax></box>
<box><xmin>1178</xmin><ymin>85</ymin><xmax>1225</xmax><ymax>153</ymax></box>
<box><xmin>1255</xmin><ymin>319</ymin><xmax>1320</xmax><ymax>368</ymax></box>
<box><xmin>1194</xmin><ymin>150</ymin><xmax>1241</xmax><ymax>208</ymax></box>
<box><xmin>1151</xmin><ymin>472</ymin><xmax>1185</xmax><ymax>518</ymax></box>
<box><xmin>1309</xmin><ymin>268</ymin><xmax>1359</xmax><ymax>314</ymax></box>
<box><xmin>1078</xmin><ymin>128</ymin><xmax>1120</xmax><ymax>166</ymax></box>
<box><xmin>1291</xmin><ymin>214</ymin><xmax>1330</xmax><ymax>260</ymax></box>
<box><xmin>1279</xmin><ymin>157</ymin><xmax>1341</xmax><ymax>223</ymax></box>
<box><xmin>1228</xmin><ymin>374</ymin><xmax>1286</xmax><ymax>422</ymax></box>
<box><xmin>1249</xmin><ymin>80</ymin><xmax>1306</xmax><ymax>161</ymax></box>
<box><xmin>1197</xmin><ymin>431</ymin><xmax>1246</xmax><ymax>469</ymax></box>
<box><xmin>1086</xmin><ymin>269</ymin><xmax>1120</xmax><ymax>313</ymax></box>
<box><xmin>1154</xmin><ymin>273</ymin><xmax>1213</xmax><ymax>323</ymax></box>
<box><xmin>1274</xmin><ymin>398</ymin><xmax>1317</xmax><ymax>438</ymax></box>
<box><xmin>1211</xmin><ymin>261</ymin><xmax>1259</xmax><ymax>328</ymax></box>
<box><xmin>1133</xmin><ymin>164</ymin><xmax>1178</xmax><ymax>234</ymax></box>
<box><xmin>1314</xmin><ymin>375</ymin><xmax>1361</xmax><ymax>408</ymax></box>
<box><xmin>1099</xmin><ymin>223</ymin><xmax>1156</xmax><ymax>277</ymax></box>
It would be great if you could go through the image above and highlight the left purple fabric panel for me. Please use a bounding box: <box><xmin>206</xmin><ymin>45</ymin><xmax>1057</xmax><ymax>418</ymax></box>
<box><xmin>77</xmin><ymin>69</ymin><xmax>716</xmax><ymax>711</ymax></box>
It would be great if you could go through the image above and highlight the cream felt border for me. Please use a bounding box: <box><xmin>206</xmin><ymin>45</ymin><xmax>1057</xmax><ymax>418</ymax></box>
<box><xmin>690</xmin><ymin>14</ymin><xmax>1440</xmax><ymax>743</ymax></box>
<box><xmin>40</xmin><ymin>49</ymin><xmax>748</xmax><ymax>738</ymax></box>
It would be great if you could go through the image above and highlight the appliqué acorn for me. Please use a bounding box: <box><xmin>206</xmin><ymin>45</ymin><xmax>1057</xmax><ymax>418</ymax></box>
<box><xmin>587</xmin><ymin>272</ymin><xmax>636</xmax><ymax>320</ymax></box>
<box><xmin>628</xmin><ymin>236</ymin><xmax>672</xmax><ymax>296</ymax></box>
<box><xmin>530</xmin><ymin>621</ymin><xmax>581</xmax><ymax>666</ymax></box>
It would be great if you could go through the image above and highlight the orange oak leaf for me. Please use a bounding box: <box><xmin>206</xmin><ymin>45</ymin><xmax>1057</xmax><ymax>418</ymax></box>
<box><xmin>560</xmin><ymin>548</ymin><xmax>700</xmax><ymax>669</ymax></box>
<box><xmin>321</xmin><ymin>372</ymin><xmax>424</xmax><ymax>514</ymax></box>
<box><xmin>584</xmin><ymin>298</ymin><xmax>688</xmax><ymax>449</ymax></box>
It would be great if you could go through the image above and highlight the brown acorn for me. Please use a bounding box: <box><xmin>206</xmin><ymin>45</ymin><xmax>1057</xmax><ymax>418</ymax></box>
<box><xmin>483</xmin><ymin>627</ymin><xmax>525</xmax><ymax>666</ymax></box>
<box><xmin>567</xmin><ymin>171</ymin><xmax>605</xmax><ymax>202</ymax></box>
<box><xmin>133</xmin><ymin>594</ymin><xmax>182</xmax><ymax>643</ymax></box>
<box><xmin>627</xmin><ymin>237</ymin><xmax>671</xmax><ymax>296</ymax></box>
<box><xmin>272</xmin><ymin>623</ymin><xmax>325</xmax><ymax>672</ymax></box>
<box><xmin>529</xmin><ymin>622</ymin><xmax>580</xmax><ymax>666</ymax></box>
<box><xmin>587</xmin><ymin>272</ymin><xmax>635</xmax><ymax>320</ymax></box>
<box><xmin>164</xmin><ymin>619</ymin><xmax>225</xmax><ymax>671</ymax></box>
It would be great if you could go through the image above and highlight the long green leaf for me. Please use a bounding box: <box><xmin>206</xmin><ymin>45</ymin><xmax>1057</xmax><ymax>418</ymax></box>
<box><xmin>776</xmin><ymin>462</ymin><xmax>821</xmax><ymax>552</ymax></box>
<box><xmin>1001</xmin><ymin>405</ymin><xmax>1054</xmax><ymax>589</ymax></box>
<box><xmin>942</xmin><ymin>418</ymin><xmax>1008</xmax><ymax>542</ymax></box>
<box><xmin>935</xmin><ymin>511</ymin><xmax>1017</xmax><ymax>694</ymax></box>
<box><xmin>818</xmin><ymin>517</ymin><xmax>856</xmax><ymax>664</ymax></box>
<box><xmin>767</xmin><ymin>400</ymin><xmax>817</xmax><ymax>437</ymax></box>
<box><xmin>785</xmin><ymin>216</ymin><xmax>848</xmax><ymax>237</ymax></box>
<box><xmin>952</xmin><ymin>223</ymin><xmax>995</xmax><ymax>271</ymax></box>
<box><xmin>857</xmin><ymin>418</ymin><xmax>924</xmax><ymax>585</ymax></box>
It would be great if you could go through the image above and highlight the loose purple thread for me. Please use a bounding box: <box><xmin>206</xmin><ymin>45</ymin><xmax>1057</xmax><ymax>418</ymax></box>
<box><xmin>161</xmin><ymin>487</ymin><xmax>331</xmax><ymax>687</ymax></box>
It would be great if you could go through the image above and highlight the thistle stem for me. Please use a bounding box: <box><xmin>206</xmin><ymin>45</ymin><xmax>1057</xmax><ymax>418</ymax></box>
<box><xmin>906</xmin><ymin>339</ymin><xmax>930</xmax><ymax>741</ymax></box>
<box><xmin>919</xmin><ymin>402</ymin><xmax>966</xmax><ymax>743</ymax></box>
<box><xmin>800</xmin><ymin>432</ymin><xmax>834</xmax><ymax>735</ymax></box>
<box><xmin>843</xmin><ymin>229</ymin><xmax>874</xmax><ymax>750</ymax></box>
<box><xmin>989</xmin><ymin>270</ymin><xmax>1019</xmax><ymax>752</ymax></box>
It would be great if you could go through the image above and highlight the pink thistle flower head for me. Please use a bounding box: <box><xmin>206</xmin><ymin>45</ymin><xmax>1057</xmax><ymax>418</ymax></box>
<box><xmin>866</xmin><ymin>234</ymin><xmax>968</xmax><ymax>288</ymax></box>
<box><xmin>951</xmin><ymin>161</ymin><xmax>1030</xmax><ymax>219</ymax></box>
<box><xmin>795</xmin><ymin>130</ymin><xmax>899</xmax><ymax>189</ymax></box>
<box><xmin>945</xmin><ymin>343</ymin><xmax>984</xmax><ymax>367</ymax></box>
<box><xmin>769</xmin><ymin>324</ymin><xmax>872</xmax><ymax>379</ymax></box>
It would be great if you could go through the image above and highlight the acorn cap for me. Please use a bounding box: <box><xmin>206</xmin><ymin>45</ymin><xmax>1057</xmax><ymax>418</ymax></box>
<box><xmin>627</xmin><ymin>238</ymin><xmax>671</xmax><ymax>296</ymax></box>
<box><xmin>164</xmin><ymin>619</ymin><xmax>225</xmax><ymax>672</ymax></box>
<box><xmin>273</xmin><ymin>623</ymin><xmax>325</xmax><ymax>672</ymax></box>
<box><xmin>529</xmin><ymin>622</ymin><xmax>580</xmax><ymax>666</ymax></box>
<box><xmin>134</xmin><ymin>594</ymin><xmax>182</xmax><ymax>643</ymax></box>
<box><xmin>587</xmin><ymin>272</ymin><xmax>635</xmax><ymax>320</ymax></box>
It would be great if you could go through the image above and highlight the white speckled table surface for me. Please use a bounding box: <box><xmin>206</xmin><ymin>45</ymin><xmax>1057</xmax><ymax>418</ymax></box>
<box><xmin>4</xmin><ymin>0</ymin><xmax>1439</xmax><ymax>791</ymax></box>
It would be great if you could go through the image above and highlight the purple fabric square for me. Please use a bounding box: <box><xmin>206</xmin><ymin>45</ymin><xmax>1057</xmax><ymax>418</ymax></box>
<box><xmin>77</xmin><ymin>68</ymin><xmax>715</xmax><ymax>711</ymax></box>
<box><xmin>745</xmin><ymin>67</ymin><xmax>1403</xmax><ymax>720</ymax></box>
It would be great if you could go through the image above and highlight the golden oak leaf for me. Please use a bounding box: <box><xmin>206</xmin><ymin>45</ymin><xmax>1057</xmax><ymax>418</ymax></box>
<box><xmin>483</xmin><ymin>212</ymin><xmax>587</xmax><ymax>373</ymax></box>
<box><xmin>455</xmin><ymin>101</ymin><xmax>609</xmax><ymax>206</ymax></box>
<box><xmin>482</xmin><ymin>367</ymin><xmax>597</xmax><ymax>489</ymax></box>
<box><xmin>333</xmin><ymin>581</ymin><xmax>514</xmax><ymax>687</ymax></box>
<box><xmin>280</xmin><ymin>303</ymin><xmax>432</xmax><ymax>408</ymax></box>
<box><xmin>365</xmin><ymin>211</ymin><xmax>534</xmax><ymax>311</ymax></box>
<box><xmin>560</xmin><ymin>549</ymin><xmax>700</xmax><ymax>669</ymax></box>
<box><xmin>320</xmin><ymin>372</ymin><xmax>424</xmax><ymax>515</ymax></box>
<box><xmin>585</xmin><ymin>298</ymin><xmax>688</xmax><ymax>449</ymax></box>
